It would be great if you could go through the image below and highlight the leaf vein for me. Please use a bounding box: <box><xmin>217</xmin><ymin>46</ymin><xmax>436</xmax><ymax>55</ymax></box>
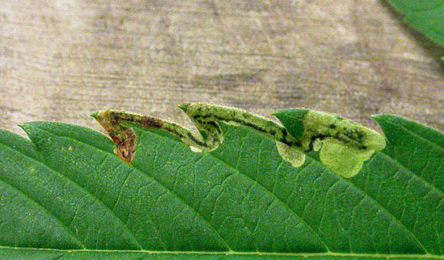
<box><xmin>0</xmin><ymin>178</ymin><xmax>86</xmax><ymax>249</ymax></box>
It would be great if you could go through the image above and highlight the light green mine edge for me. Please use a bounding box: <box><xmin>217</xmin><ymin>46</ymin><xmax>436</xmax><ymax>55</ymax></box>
<box><xmin>93</xmin><ymin>103</ymin><xmax>386</xmax><ymax>178</ymax></box>
<box><xmin>300</xmin><ymin>110</ymin><xmax>385</xmax><ymax>178</ymax></box>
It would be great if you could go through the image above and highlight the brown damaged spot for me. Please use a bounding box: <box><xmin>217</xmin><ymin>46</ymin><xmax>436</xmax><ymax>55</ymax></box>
<box><xmin>140</xmin><ymin>116</ymin><xmax>164</xmax><ymax>129</ymax></box>
<box><xmin>93</xmin><ymin>110</ymin><xmax>164</xmax><ymax>164</ymax></box>
<box><xmin>110</xmin><ymin>128</ymin><xmax>136</xmax><ymax>164</ymax></box>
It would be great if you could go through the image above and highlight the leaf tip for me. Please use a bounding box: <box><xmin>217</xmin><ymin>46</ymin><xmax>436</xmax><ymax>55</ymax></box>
<box><xmin>372</xmin><ymin>113</ymin><xmax>399</xmax><ymax>127</ymax></box>
<box><xmin>18</xmin><ymin>122</ymin><xmax>30</xmax><ymax>128</ymax></box>
<box><xmin>371</xmin><ymin>114</ymin><xmax>384</xmax><ymax>120</ymax></box>
<box><xmin>273</xmin><ymin>108</ymin><xmax>310</xmax><ymax>140</ymax></box>
<box><xmin>92</xmin><ymin>110</ymin><xmax>137</xmax><ymax>164</ymax></box>
<box><xmin>90</xmin><ymin>111</ymin><xmax>99</xmax><ymax>118</ymax></box>
<box><xmin>18</xmin><ymin>122</ymin><xmax>34</xmax><ymax>133</ymax></box>
<box><xmin>178</xmin><ymin>103</ymin><xmax>190</xmax><ymax>112</ymax></box>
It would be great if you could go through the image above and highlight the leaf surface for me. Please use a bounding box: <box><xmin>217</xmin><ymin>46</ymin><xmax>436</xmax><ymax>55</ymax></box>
<box><xmin>0</xmin><ymin>111</ymin><xmax>443</xmax><ymax>259</ymax></box>
<box><xmin>388</xmin><ymin>0</ymin><xmax>444</xmax><ymax>48</ymax></box>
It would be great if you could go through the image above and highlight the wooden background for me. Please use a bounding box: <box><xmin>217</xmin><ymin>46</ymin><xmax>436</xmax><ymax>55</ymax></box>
<box><xmin>1</xmin><ymin>0</ymin><xmax>443</xmax><ymax>137</ymax></box>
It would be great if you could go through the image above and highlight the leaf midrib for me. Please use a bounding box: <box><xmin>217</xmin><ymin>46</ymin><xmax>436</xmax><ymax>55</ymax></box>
<box><xmin>1</xmin><ymin>245</ymin><xmax>443</xmax><ymax>259</ymax></box>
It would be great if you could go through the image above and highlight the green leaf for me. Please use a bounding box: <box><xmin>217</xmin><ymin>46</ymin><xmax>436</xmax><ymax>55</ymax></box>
<box><xmin>388</xmin><ymin>0</ymin><xmax>444</xmax><ymax>48</ymax></box>
<box><xmin>0</xmin><ymin>108</ymin><xmax>443</xmax><ymax>259</ymax></box>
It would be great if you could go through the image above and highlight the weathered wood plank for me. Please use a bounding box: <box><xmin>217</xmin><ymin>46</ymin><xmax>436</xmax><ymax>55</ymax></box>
<box><xmin>1</xmin><ymin>0</ymin><xmax>443</xmax><ymax>137</ymax></box>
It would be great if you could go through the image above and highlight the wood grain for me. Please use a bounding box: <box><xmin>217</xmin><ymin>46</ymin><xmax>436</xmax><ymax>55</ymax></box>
<box><xmin>1</xmin><ymin>0</ymin><xmax>443</xmax><ymax>137</ymax></box>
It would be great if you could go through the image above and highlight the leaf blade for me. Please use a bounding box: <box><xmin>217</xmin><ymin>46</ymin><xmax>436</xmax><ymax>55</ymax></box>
<box><xmin>0</xmin><ymin>111</ymin><xmax>443</xmax><ymax>259</ymax></box>
<box><xmin>388</xmin><ymin>0</ymin><xmax>444</xmax><ymax>48</ymax></box>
